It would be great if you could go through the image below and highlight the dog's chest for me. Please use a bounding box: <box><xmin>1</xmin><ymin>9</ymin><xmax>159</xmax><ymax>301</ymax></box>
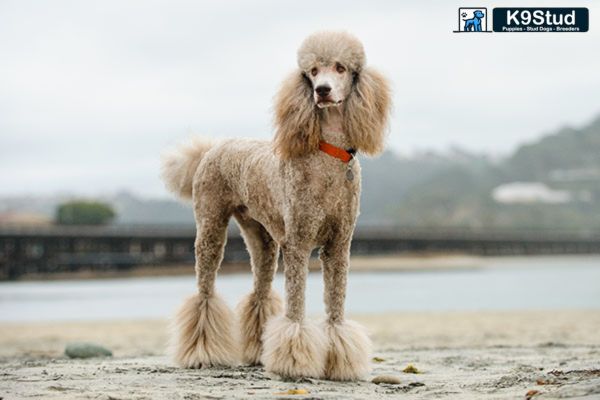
<box><xmin>313</xmin><ymin>169</ymin><xmax>360</xmax><ymax>244</ymax></box>
<box><xmin>309</xmin><ymin>156</ymin><xmax>361</xmax><ymax>222</ymax></box>
<box><xmin>274</xmin><ymin>155</ymin><xmax>361</xmax><ymax>244</ymax></box>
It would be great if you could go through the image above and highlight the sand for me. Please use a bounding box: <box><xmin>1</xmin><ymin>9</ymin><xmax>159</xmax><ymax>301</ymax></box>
<box><xmin>1</xmin><ymin>311</ymin><xmax>599</xmax><ymax>399</ymax></box>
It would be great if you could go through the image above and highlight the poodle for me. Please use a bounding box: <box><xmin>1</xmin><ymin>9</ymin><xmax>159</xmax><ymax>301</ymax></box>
<box><xmin>161</xmin><ymin>31</ymin><xmax>392</xmax><ymax>381</ymax></box>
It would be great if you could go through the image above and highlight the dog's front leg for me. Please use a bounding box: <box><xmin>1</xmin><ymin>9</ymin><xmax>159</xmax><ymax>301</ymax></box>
<box><xmin>260</xmin><ymin>243</ymin><xmax>328</xmax><ymax>379</ymax></box>
<box><xmin>319</xmin><ymin>239</ymin><xmax>372</xmax><ymax>381</ymax></box>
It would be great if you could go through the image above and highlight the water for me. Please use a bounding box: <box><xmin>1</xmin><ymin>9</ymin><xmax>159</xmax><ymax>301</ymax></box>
<box><xmin>0</xmin><ymin>256</ymin><xmax>599</xmax><ymax>322</ymax></box>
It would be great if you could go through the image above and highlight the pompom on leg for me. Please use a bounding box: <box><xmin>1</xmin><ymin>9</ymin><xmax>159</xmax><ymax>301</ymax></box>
<box><xmin>169</xmin><ymin>293</ymin><xmax>239</xmax><ymax>368</ymax></box>
<box><xmin>261</xmin><ymin>315</ymin><xmax>328</xmax><ymax>379</ymax></box>
<box><xmin>323</xmin><ymin>319</ymin><xmax>372</xmax><ymax>381</ymax></box>
<box><xmin>236</xmin><ymin>289</ymin><xmax>283</xmax><ymax>365</ymax></box>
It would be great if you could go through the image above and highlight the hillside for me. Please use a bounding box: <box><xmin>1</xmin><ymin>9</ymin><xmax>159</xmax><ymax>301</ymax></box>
<box><xmin>1</xmin><ymin>114</ymin><xmax>599</xmax><ymax>230</ymax></box>
<box><xmin>383</xmin><ymin>114</ymin><xmax>600</xmax><ymax>229</ymax></box>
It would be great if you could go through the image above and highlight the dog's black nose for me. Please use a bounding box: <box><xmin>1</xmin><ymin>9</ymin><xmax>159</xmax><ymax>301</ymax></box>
<box><xmin>315</xmin><ymin>85</ymin><xmax>331</xmax><ymax>98</ymax></box>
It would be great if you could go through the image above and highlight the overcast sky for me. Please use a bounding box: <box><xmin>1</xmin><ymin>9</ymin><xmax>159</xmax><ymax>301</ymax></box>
<box><xmin>1</xmin><ymin>0</ymin><xmax>599</xmax><ymax>197</ymax></box>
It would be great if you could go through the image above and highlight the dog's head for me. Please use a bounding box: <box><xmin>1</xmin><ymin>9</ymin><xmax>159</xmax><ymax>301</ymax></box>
<box><xmin>298</xmin><ymin>31</ymin><xmax>365</xmax><ymax>109</ymax></box>
<box><xmin>473</xmin><ymin>10</ymin><xmax>485</xmax><ymax>18</ymax></box>
<box><xmin>274</xmin><ymin>31</ymin><xmax>392</xmax><ymax>160</ymax></box>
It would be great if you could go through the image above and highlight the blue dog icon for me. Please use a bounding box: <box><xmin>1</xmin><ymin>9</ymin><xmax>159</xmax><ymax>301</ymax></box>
<box><xmin>463</xmin><ymin>10</ymin><xmax>485</xmax><ymax>31</ymax></box>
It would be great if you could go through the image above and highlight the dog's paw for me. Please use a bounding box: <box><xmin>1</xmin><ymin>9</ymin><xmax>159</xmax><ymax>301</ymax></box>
<box><xmin>322</xmin><ymin>319</ymin><xmax>372</xmax><ymax>381</ymax></box>
<box><xmin>169</xmin><ymin>293</ymin><xmax>239</xmax><ymax>368</ymax></box>
<box><xmin>236</xmin><ymin>289</ymin><xmax>283</xmax><ymax>365</ymax></box>
<box><xmin>261</xmin><ymin>316</ymin><xmax>327</xmax><ymax>379</ymax></box>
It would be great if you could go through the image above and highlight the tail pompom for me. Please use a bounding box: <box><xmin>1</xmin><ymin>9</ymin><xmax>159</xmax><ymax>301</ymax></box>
<box><xmin>161</xmin><ymin>137</ymin><xmax>213</xmax><ymax>199</ymax></box>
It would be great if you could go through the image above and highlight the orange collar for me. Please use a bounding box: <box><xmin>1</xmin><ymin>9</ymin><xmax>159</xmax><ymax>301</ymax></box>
<box><xmin>318</xmin><ymin>141</ymin><xmax>356</xmax><ymax>163</ymax></box>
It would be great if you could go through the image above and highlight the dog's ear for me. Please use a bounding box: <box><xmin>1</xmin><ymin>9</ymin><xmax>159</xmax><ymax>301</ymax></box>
<box><xmin>273</xmin><ymin>70</ymin><xmax>320</xmax><ymax>160</ymax></box>
<box><xmin>343</xmin><ymin>67</ymin><xmax>392</xmax><ymax>156</ymax></box>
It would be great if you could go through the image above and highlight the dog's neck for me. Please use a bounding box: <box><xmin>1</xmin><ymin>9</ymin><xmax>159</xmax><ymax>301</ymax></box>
<box><xmin>319</xmin><ymin>106</ymin><xmax>352</xmax><ymax>150</ymax></box>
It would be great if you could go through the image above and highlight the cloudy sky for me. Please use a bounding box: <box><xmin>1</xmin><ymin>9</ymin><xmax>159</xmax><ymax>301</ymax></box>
<box><xmin>1</xmin><ymin>0</ymin><xmax>599</xmax><ymax>197</ymax></box>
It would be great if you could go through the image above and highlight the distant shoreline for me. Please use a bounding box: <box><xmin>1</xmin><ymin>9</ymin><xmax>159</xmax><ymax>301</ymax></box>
<box><xmin>4</xmin><ymin>253</ymin><xmax>482</xmax><ymax>282</ymax></box>
<box><xmin>10</xmin><ymin>253</ymin><xmax>599</xmax><ymax>282</ymax></box>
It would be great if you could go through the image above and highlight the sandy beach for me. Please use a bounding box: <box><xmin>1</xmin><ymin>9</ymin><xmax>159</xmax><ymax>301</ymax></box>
<box><xmin>1</xmin><ymin>310</ymin><xmax>599</xmax><ymax>399</ymax></box>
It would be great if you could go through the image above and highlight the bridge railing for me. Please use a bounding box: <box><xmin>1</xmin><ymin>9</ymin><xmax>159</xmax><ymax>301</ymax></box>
<box><xmin>1</xmin><ymin>224</ymin><xmax>599</xmax><ymax>280</ymax></box>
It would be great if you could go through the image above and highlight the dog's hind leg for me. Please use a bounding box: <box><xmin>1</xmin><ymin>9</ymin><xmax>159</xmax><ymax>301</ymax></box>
<box><xmin>261</xmin><ymin>242</ymin><xmax>328</xmax><ymax>379</ymax></box>
<box><xmin>320</xmin><ymin>238</ymin><xmax>372</xmax><ymax>381</ymax></box>
<box><xmin>234</xmin><ymin>213</ymin><xmax>283</xmax><ymax>365</ymax></box>
<box><xmin>170</xmin><ymin>203</ymin><xmax>239</xmax><ymax>368</ymax></box>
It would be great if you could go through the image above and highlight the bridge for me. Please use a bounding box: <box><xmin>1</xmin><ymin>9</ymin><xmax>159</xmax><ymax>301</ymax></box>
<box><xmin>1</xmin><ymin>225</ymin><xmax>599</xmax><ymax>280</ymax></box>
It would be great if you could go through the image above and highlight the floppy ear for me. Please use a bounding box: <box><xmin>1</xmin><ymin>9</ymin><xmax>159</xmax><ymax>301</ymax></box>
<box><xmin>273</xmin><ymin>71</ymin><xmax>320</xmax><ymax>159</ymax></box>
<box><xmin>343</xmin><ymin>67</ymin><xmax>392</xmax><ymax>156</ymax></box>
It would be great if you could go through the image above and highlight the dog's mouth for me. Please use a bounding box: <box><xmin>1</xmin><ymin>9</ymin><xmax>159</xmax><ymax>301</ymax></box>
<box><xmin>316</xmin><ymin>100</ymin><xmax>343</xmax><ymax>109</ymax></box>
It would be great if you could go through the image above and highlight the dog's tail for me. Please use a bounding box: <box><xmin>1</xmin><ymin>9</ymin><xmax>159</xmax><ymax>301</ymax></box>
<box><xmin>160</xmin><ymin>137</ymin><xmax>214</xmax><ymax>200</ymax></box>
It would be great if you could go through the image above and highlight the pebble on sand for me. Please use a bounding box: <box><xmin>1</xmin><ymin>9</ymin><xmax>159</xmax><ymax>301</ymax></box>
<box><xmin>403</xmin><ymin>364</ymin><xmax>421</xmax><ymax>374</ymax></box>
<box><xmin>372</xmin><ymin>375</ymin><xmax>402</xmax><ymax>384</ymax></box>
<box><xmin>65</xmin><ymin>342</ymin><xmax>112</xmax><ymax>359</ymax></box>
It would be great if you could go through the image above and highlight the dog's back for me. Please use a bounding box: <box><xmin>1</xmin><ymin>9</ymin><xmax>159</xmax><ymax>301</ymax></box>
<box><xmin>161</xmin><ymin>138</ymin><xmax>284</xmax><ymax>226</ymax></box>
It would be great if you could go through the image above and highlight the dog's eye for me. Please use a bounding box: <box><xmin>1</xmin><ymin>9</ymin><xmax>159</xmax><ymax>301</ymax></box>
<box><xmin>336</xmin><ymin>63</ymin><xmax>346</xmax><ymax>73</ymax></box>
<box><xmin>310</xmin><ymin>67</ymin><xmax>318</xmax><ymax>76</ymax></box>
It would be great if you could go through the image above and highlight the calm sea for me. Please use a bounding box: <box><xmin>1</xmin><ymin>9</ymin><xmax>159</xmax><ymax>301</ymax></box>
<box><xmin>0</xmin><ymin>256</ymin><xmax>599</xmax><ymax>322</ymax></box>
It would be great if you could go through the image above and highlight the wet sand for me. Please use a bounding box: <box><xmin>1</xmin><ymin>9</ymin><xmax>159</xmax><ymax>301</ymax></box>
<box><xmin>1</xmin><ymin>311</ymin><xmax>599</xmax><ymax>399</ymax></box>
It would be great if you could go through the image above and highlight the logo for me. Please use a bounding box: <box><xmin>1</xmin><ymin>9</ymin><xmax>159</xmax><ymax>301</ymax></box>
<box><xmin>454</xmin><ymin>7</ymin><xmax>589</xmax><ymax>33</ymax></box>
<box><xmin>454</xmin><ymin>7</ymin><xmax>492</xmax><ymax>32</ymax></box>
<box><xmin>493</xmin><ymin>8</ymin><xmax>588</xmax><ymax>32</ymax></box>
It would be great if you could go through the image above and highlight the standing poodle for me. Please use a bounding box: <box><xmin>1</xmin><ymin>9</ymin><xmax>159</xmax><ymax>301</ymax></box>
<box><xmin>161</xmin><ymin>31</ymin><xmax>391</xmax><ymax>381</ymax></box>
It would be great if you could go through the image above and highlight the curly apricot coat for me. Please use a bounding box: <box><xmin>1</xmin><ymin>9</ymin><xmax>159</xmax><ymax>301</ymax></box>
<box><xmin>161</xmin><ymin>31</ymin><xmax>392</xmax><ymax>381</ymax></box>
